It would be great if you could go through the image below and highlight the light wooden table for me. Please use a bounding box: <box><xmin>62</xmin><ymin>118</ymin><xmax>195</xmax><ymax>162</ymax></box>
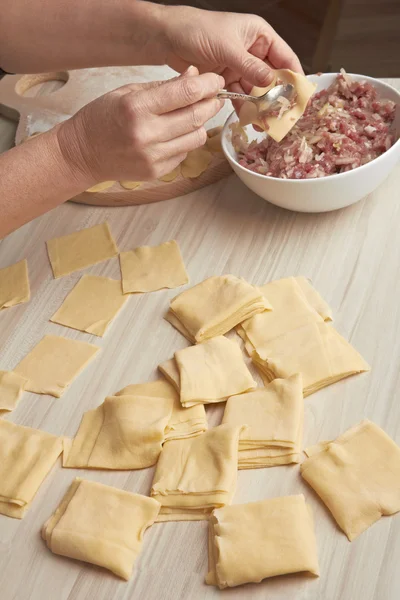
<box><xmin>0</xmin><ymin>78</ymin><xmax>399</xmax><ymax>600</ymax></box>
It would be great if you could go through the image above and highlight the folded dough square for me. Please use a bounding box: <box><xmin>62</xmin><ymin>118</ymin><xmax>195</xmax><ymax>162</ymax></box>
<box><xmin>295</xmin><ymin>276</ymin><xmax>333</xmax><ymax>322</ymax></box>
<box><xmin>222</xmin><ymin>373</ymin><xmax>303</xmax><ymax>468</ymax></box>
<box><xmin>206</xmin><ymin>494</ymin><xmax>319</xmax><ymax>589</ymax></box>
<box><xmin>301</xmin><ymin>420</ymin><xmax>400</xmax><ymax>541</ymax></box>
<box><xmin>50</xmin><ymin>274</ymin><xmax>129</xmax><ymax>337</ymax></box>
<box><xmin>151</xmin><ymin>424</ymin><xmax>244</xmax><ymax>521</ymax></box>
<box><xmin>115</xmin><ymin>379</ymin><xmax>207</xmax><ymax>441</ymax></box>
<box><xmin>15</xmin><ymin>335</ymin><xmax>100</xmax><ymax>397</ymax></box>
<box><xmin>0</xmin><ymin>259</ymin><xmax>30</xmax><ymax>310</ymax></box>
<box><xmin>46</xmin><ymin>222</ymin><xmax>118</xmax><ymax>278</ymax></box>
<box><xmin>0</xmin><ymin>370</ymin><xmax>27</xmax><ymax>412</ymax></box>
<box><xmin>42</xmin><ymin>478</ymin><xmax>160</xmax><ymax>580</ymax></box>
<box><xmin>238</xmin><ymin>277</ymin><xmax>324</xmax><ymax>357</ymax></box>
<box><xmin>252</xmin><ymin>322</ymin><xmax>369</xmax><ymax>396</ymax></box>
<box><xmin>63</xmin><ymin>394</ymin><xmax>174</xmax><ymax>469</ymax></box>
<box><xmin>119</xmin><ymin>239</ymin><xmax>188</xmax><ymax>293</ymax></box>
<box><xmin>165</xmin><ymin>275</ymin><xmax>270</xmax><ymax>343</ymax></box>
<box><xmin>162</xmin><ymin>336</ymin><xmax>256</xmax><ymax>407</ymax></box>
<box><xmin>0</xmin><ymin>420</ymin><xmax>62</xmax><ymax>518</ymax></box>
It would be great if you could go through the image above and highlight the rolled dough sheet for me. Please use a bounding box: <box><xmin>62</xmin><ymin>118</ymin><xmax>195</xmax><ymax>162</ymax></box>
<box><xmin>119</xmin><ymin>181</ymin><xmax>142</xmax><ymax>190</ymax></box>
<box><xmin>0</xmin><ymin>370</ymin><xmax>28</xmax><ymax>413</ymax></box>
<box><xmin>181</xmin><ymin>148</ymin><xmax>212</xmax><ymax>178</ymax></box>
<box><xmin>159</xmin><ymin>166</ymin><xmax>180</xmax><ymax>182</ymax></box>
<box><xmin>46</xmin><ymin>222</ymin><xmax>118</xmax><ymax>278</ymax></box>
<box><xmin>14</xmin><ymin>334</ymin><xmax>100</xmax><ymax>397</ymax></box>
<box><xmin>0</xmin><ymin>259</ymin><xmax>30</xmax><ymax>310</ymax></box>
<box><xmin>86</xmin><ymin>181</ymin><xmax>115</xmax><ymax>192</ymax></box>
<box><xmin>119</xmin><ymin>239</ymin><xmax>188</xmax><ymax>294</ymax></box>
<box><xmin>50</xmin><ymin>274</ymin><xmax>129</xmax><ymax>337</ymax></box>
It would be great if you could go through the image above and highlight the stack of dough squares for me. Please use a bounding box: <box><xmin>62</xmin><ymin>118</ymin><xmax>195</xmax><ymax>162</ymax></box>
<box><xmin>151</xmin><ymin>424</ymin><xmax>244</xmax><ymax>521</ymax></box>
<box><xmin>222</xmin><ymin>374</ymin><xmax>303</xmax><ymax>468</ymax></box>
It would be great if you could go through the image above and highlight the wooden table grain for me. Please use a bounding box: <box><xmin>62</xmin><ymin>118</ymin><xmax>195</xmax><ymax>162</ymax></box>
<box><xmin>0</xmin><ymin>78</ymin><xmax>399</xmax><ymax>600</ymax></box>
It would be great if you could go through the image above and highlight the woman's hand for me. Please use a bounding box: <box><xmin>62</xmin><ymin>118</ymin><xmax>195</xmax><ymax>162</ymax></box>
<box><xmin>162</xmin><ymin>7</ymin><xmax>303</xmax><ymax>96</ymax></box>
<box><xmin>57</xmin><ymin>68</ymin><xmax>224</xmax><ymax>183</ymax></box>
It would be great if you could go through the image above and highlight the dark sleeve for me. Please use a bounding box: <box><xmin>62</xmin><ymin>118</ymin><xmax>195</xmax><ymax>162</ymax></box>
<box><xmin>0</xmin><ymin>67</ymin><xmax>12</xmax><ymax>79</ymax></box>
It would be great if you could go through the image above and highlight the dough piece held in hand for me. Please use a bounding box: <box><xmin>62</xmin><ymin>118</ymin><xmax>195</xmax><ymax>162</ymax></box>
<box><xmin>51</xmin><ymin>274</ymin><xmax>129</xmax><ymax>337</ymax></box>
<box><xmin>181</xmin><ymin>148</ymin><xmax>212</xmax><ymax>178</ymax></box>
<box><xmin>42</xmin><ymin>478</ymin><xmax>160</xmax><ymax>580</ymax></box>
<box><xmin>0</xmin><ymin>370</ymin><xmax>27</xmax><ymax>413</ymax></box>
<box><xmin>0</xmin><ymin>420</ymin><xmax>62</xmax><ymax>518</ymax></box>
<box><xmin>151</xmin><ymin>424</ymin><xmax>244</xmax><ymax>521</ymax></box>
<box><xmin>166</xmin><ymin>274</ymin><xmax>270</xmax><ymax>343</ymax></box>
<box><xmin>301</xmin><ymin>420</ymin><xmax>400</xmax><ymax>541</ymax></box>
<box><xmin>206</xmin><ymin>494</ymin><xmax>319</xmax><ymax>589</ymax></box>
<box><xmin>0</xmin><ymin>259</ymin><xmax>30</xmax><ymax>310</ymax></box>
<box><xmin>15</xmin><ymin>334</ymin><xmax>100</xmax><ymax>397</ymax></box>
<box><xmin>119</xmin><ymin>240</ymin><xmax>188</xmax><ymax>294</ymax></box>
<box><xmin>222</xmin><ymin>374</ymin><xmax>303</xmax><ymax>468</ymax></box>
<box><xmin>46</xmin><ymin>222</ymin><xmax>118</xmax><ymax>278</ymax></box>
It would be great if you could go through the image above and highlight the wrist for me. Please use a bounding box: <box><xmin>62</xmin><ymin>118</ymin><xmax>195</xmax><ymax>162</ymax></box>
<box><xmin>53</xmin><ymin>120</ymin><xmax>97</xmax><ymax>191</ymax></box>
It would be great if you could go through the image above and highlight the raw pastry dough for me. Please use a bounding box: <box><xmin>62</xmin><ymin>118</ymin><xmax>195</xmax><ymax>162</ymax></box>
<box><xmin>115</xmin><ymin>379</ymin><xmax>207</xmax><ymax>441</ymax></box>
<box><xmin>42</xmin><ymin>478</ymin><xmax>160</xmax><ymax>580</ymax></box>
<box><xmin>158</xmin><ymin>358</ymin><xmax>181</xmax><ymax>392</ymax></box>
<box><xmin>159</xmin><ymin>166</ymin><xmax>180</xmax><ymax>182</ymax></box>
<box><xmin>0</xmin><ymin>259</ymin><xmax>30</xmax><ymax>310</ymax></box>
<box><xmin>119</xmin><ymin>240</ymin><xmax>188</xmax><ymax>294</ymax></box>
<box><xmin>15</xmin><ymin>334</ymin><xmax>100</xmax><ymax>397</ymax></box>
<box><xmin>301</xmin><ymin>420</ymin><xmax>400</xmax><ymax>541</ymax></box>
<box><xmin>119</xmin><ymin>181</ymin><xmax>142</xmax><ymax>190</ymax></box>
<box><xmin>252</xmin><ymin>322</ymin><xmax>369</xmax><ymax>396</ymax></box>
<box><xmin>181</xmin><ymin>148</ymin><xmax>212</xmax><ymax>178</ymax></box>
<box><xmin>151</xmin><ymin>424</ymin><xmax>244</xmax><ymax>521</ymax></box>
<box><xmin>46</xmin><ymin>222</ymin><xmax>118</xmax><ymax>278</ymax></box>
<box><xmin>166</xmin><ymin>275</ymin><xmax>270</xmax><ymax>343</ymax></box>
<box><xmin>168</xmin><ymin>336</ymin><xmax>256</xmax><ymax>407</ymax></box>
<box><xmin>86</xmin><ymin>181</ymin><xmax>115</xmax><ymax>192</ymax></box>
<box><xmin>206</xmin><ymin>494</ymin><xmax>319</xmax><ymax>589</ymax></box>
<box><xmin>206</xmin><ymin>126</ymin><xmax>223</xmax><ymax>153</ymax></box>
<box><xmin>50</xmin><ymin>274</ymin><xmax>129</xmax><ymax>337</ymax></box>
<box><xmin>295</xmin><ymin>276</ymin><xmax>333</xmax><ymax>321</ymax></box>
<box><xmin>222</xmin><ymin>374</ymin><xmax>303</xmax><ymax>468</ymax></box>
<box><xmin>239</xmin><ymin>69</ymin><xmax>317</xmax><ymax>142</ymax></box>
<box><xmin>0</xmin><ymin>370</ymin><xmax>27</xmax><ymax>413</ymax></box>
<box><xmin>63</xmin><ymin>394</ymin><xmax>173</xmax><ymax>469</ymax></box>
<box><xmin>0</xmin><ymin>420</ymin><xmax>62</xmax><ymax>518</ymax></box>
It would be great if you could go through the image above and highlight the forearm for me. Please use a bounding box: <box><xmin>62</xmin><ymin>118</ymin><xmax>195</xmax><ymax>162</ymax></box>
<box><xmin>0</xmin><ymin>0</ymin><xmax>169</xmax><ymax>73</ymax></box>
<box><xmin>0</xmin><ymin>129</ymin><xmax>93</xmax><ymax>238</ymax></box>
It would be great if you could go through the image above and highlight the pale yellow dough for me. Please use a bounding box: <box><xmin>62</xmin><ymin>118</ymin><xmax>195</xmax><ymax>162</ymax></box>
<box><xmin>252</xmin><ymin>322</ymin><xmax>369</xmax><ymax>396</ymax></box>
<box><xmin>0</xmin><ymin>259</ymin><xmax>30</xmax><ymax>310</ymax></box>
<box><xmin>50</xmin><ymin>274</ymin><xmax>129</xmax><ymax>337</ymax></box>
<box><xmin>301</xmin><ymin>420</ymin><xmax>400</xmax><ymax>541</ymax></box>
<box><xmin>181</xmin><ymin>148</ymin><xmax>212</xmax><ymax>178</ymax></box>
<box><xmin>159</xmin><ymin>166</ymin><xmax>181</xmax><ymax>182</ymax></box>
<box><xmin>239</xmin><ymin>69</ymin><xmax>317</xmax><ymax>142</ymax></box>
<box><xmin>151</xmin><ymin>424</ymin><xmax>244</xmax><ymax>521</ymax></box>
<box><xmin>0</xmin><ymin>420</ymin><xmax>62</xmax><ymax>518</ymax></box>
<box><xmin>46</xmin><ymin>222</ymin><xmax>118</xmax><ymax>278</ymax></box>
<box><xmin>119</xmin><ymin>180</ymin><xmax>142</xmax><ymax>190</ymax></box>
<box><xmin>206</xmin><ymin>494</ymin><xmax>319</xmax><ymax>589</ymax></box>
<box><xmin>166</xmin><ymin>274</ymin><xmax>270</xmax><ymax>343</ymax></box>
<box><xmin>115</xmin><ymin>379</ymin><xmax>207</xmax><ymax>441</ymax></box>
<box><xmin>119</xmin><ymin>239</ymin><xmax>189</xmax><ymax>294</ymax></box>
<box><xmin>206</xmin><ymin>126</ymin><xmax>223</xmax><ymax>153</ymax></box>
<box><xmin>222</xmin><ymin>374</ymin><xmax>303</xmax><ymax>468</ymax></box>
<box><xmin>42</xmin><ymin>478</ymin><xmax>160</xmax><ymax>580</ymax></box>
<box><xmin>15</xmin><ymin>334</ymin><xmax>100</xmax><ymax>397</ymax></box>
<box><xmin>86</xmin><ymin>181</ymin><xmax>115</xmax><ymax>192</ymax></box>
<box><xmin>295</xmin><ymin>276</ymin><xmax>333</xmax><ymax>321</ymax></box>
<box><xmin>0</xmin><ymin>370</ymin><xmax>27</xmax><ymax>413</ymax></box>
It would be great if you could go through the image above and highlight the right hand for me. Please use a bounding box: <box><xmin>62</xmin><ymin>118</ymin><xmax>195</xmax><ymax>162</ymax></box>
<box><xmin>57</xmin><ymin>67</ymin><xmax>224</xmax><ymax>184</ymax></box>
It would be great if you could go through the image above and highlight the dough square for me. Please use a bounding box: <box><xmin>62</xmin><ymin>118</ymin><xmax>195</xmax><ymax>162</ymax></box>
<box><xmin>174</xmin><ymin>336</ymin><xmax>257</xmax><ymax>406</ymax></box>
<box><xmin>206</xmin><ymin>494</ymin><xmax>319</xmax><ymax>589</ymax></box>
<box><xmin>166</xmin><ymin>274</ymin><xmax>270</xmax><ymax>343</ymax></box>
<box><xmin>51</xmin><ymin>274</ymin><xmax>129</xmax><ymax>337</ymax></box>
<box><xmin>15</xmin><ymin>334</ymin><xmax>100</xmax><ymax>397</ymax></box>
<box><xmin>42</xmin><ymin>478</ymin><xmax>160</xmax><ymax>580</ymax></box>
<box><xmin>119</xmin><ymin>240</ymin><xmax>188</xmax><ymax>294</ymax></box>
<box><xmin>222</xmin><ymin>374</ymin><xmax>303</xmax><ymax>468</ymax></box>
<box><xmin>301</xmin><ymin>420</ymin><xmax>400</xmax><ymax>541</ymax></box>
<box><xmin>0</xmin><ymin>259</ymin><xmax>30</xmax><ymax>310</ymax></box>
<box><xmin>46</xmin><ymin>222</ymin><xmax>118</xmax><ymax>278</ymax></box>
<box><xmin>294</xmin><ymin>276</ymin><xmax>333</xmax><ymax>322</ymax></box>
<box><xmin>151</xmin><ymin>424</ymin><xmax>244</xmax><ymax>521</ymax></box>
<box><xmin>0</xmin><ymin>420</ymin><xmax>62</xmax><ymax>518</ymax></box>
<box><xmin>0</xmin><ymin>370</ymin><xmax>28</xmax><ymax>412</ymax></box>
<box><xmin>252</xmin><ymin>322</ymin><xmax>369</xmax><ymax>396</ymax></box>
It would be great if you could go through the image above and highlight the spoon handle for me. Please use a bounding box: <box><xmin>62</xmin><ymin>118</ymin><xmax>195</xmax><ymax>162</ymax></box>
<box><xmin>216</xmin><ymin>90</ymin><xmax>257</xmax><ymax>103</ymax></box>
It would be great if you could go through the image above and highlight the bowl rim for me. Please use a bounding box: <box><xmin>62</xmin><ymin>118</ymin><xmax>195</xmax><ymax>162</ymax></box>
<box><xmin>222</xmin><ymin>72</ymin><xmax>400</xmax><ymax>185</ymax></box>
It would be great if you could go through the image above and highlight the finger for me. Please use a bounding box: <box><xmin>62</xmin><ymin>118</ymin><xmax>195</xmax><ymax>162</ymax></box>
<box><xmin>267</xmin><ymin>34</ymin><xmax>303</xmax><ymax>74</ymax></box>
<box><xmin>155</xmin><ymin>127</ymin><xmax>208</xmax><ymax>158</ymax></box>
<box><xmin>156</xmin><ymin>98</ymin><xmax>224</xmax><ymax>142</ymax></box>
<box><xmin>221</xmin><ymin>43</ymin><xmax>274</xmax><ymax>88</ymax></box>
<box><xmin>157</xmin><ymin>153</ymin><xmax>188</xmax><ymax>179</ymax></box>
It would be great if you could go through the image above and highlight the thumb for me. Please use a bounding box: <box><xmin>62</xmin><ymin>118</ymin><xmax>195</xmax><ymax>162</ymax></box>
<box><xmin>226</xmin><ymin>48</ymin><xmax>274</xmax><ymax>87</ymax></box>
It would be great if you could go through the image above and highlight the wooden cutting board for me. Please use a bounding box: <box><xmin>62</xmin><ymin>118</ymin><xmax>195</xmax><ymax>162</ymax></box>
<box><xmin>0</xmin><ymin>66</ymin><xmax>232</xmax><ymax>206</ymax></box>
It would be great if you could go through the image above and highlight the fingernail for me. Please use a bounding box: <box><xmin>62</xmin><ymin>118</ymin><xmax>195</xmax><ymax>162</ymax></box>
<box><xmin>218</xmin><ymin>75</ymin><xmax>225</xmax><ymax>89</ymax></box>
<box><xmin>184</xmin><ymin>65</ymin><xmax>197</xmax><ymax>75</ymax></box>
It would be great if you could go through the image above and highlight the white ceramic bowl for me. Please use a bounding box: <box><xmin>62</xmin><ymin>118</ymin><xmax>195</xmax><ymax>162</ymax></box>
<box><xmin>222</xmin><ymin>73</ymin><xmax>400</xmax><ymax>212</ymax></box>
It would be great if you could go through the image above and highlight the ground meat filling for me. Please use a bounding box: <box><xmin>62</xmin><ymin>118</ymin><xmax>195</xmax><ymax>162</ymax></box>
<box><xmin>236</xmin><ymin>70</ymin><xmax>397</xmax><ymax>179</ymax></box>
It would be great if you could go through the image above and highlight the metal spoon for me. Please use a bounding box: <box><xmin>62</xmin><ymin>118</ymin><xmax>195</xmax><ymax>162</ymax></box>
<box><xmin>217</xmin><ymin>83</ymin><xmax>296</xmax><ymax>117</ymax></box>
